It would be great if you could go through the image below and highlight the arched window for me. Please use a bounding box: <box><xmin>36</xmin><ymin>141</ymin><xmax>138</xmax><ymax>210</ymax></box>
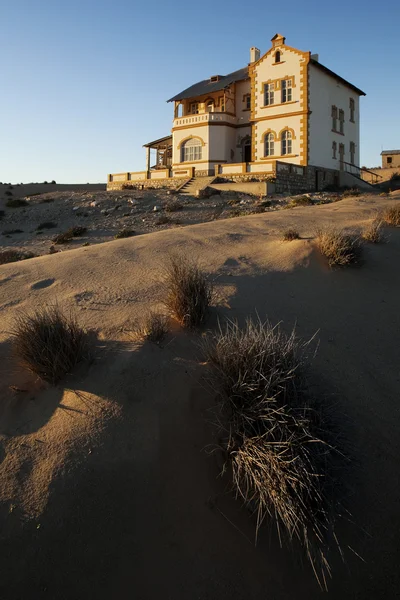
<box><xmin>264</xmin><ymin>133</ymin><xmax>275</xmax><ymax>157</ymax></box>
<box><xmin>206</xmin><ymin>100</ymin><xmax>214</xmax><ymax>112</ymax></box>
<box><xmin>275</xmin><ymin>51</ymin><xmax>281</xmax><ymax>63</ymax></box>
<box><xmin>181</xmin><ymin>138</ymin><xmax>202</xmax><ymax>162</ymax></box>
<box><xmin>281</xmin><ymin>130</ymin><xmax>292</xmax><ymax>155</ymax></box>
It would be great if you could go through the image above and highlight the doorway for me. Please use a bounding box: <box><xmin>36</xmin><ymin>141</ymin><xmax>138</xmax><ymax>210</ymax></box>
<box><xmin>243</xmin><ymin>143</ymin><xmax>251</xmax><ymax>163</ymax></box>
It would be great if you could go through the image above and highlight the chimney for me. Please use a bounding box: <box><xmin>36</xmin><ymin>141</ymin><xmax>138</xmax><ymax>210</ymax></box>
<box><xmin>311</xmin><ymin>53</ymin><xmax>319</xmax><ymax>62</ymax></box>
<box><xmin>250</xmin><ymin>47</ymin><xmax>260</xmax><ymax>63</ymax></box>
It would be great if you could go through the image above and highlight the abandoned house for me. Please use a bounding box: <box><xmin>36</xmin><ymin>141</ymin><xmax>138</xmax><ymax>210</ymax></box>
<box><xmin>381</xmin><ymin>150</ymin><xmax>400</xmax><ymax>169</ymax></box>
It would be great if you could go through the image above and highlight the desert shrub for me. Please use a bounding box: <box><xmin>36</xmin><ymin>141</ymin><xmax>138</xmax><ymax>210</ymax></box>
<box><xmin>51</xmin><ymin>180</ymin><xmax>56</xmax><ymax>184</ymax></box>
<box><xmin>5</xmin><ymin>190</ymin><xmax>13</xmax><ymax>197</ymax></box>
<box><xmin>2</xmin><ymin>229</ymin><xmax>23</xmax><ymax>235</ymax></box>
<box><xmin>203</xmin><ymin>318</ymin><xmax>336</xmax><ymax>585</ymax></box>
<box><xmin>0</xmin><ymin>250</ymin><xmax>36</xmax><ymax>265</ymax></box>
<box><xmin>43</xmin><ymin>181</ymin><xmax>48</xmax><ymax>184</ymax></box>
<box><xmin>53</xmin><ymin>226</ymin><xmax>87</xmax><ymax>244</ymax></box>
<box><xmin>6</xmin><ymin>198</ymin><xmax>28</xmax><ymax>207</ymax></box>
<box><xmin>381</xmin><ymin>204</ymin><xmax>400</xmax><ymax>226</ymax></box>
<box><xmin>156</xmin><ymin>215</ymin><xmax>173</xmax><ymax>225</ymax></box>
<box><xmin>40</xmin><ymin>197</ymin><xmax>55</xmax><ymax>203</ymax></box>
<box><xmin>137</xmin><ymin>311</ymin><xmax>169</xmax><ymax>343</ymax></box>
<box><xmin>362</xmin><ymin>219</ymin><xmax>385</xmax><ymax>243</ymax></box>
<box><xmin>114</xmin><ymin>228</ymin><xmax>135</xmax><ymax>239</ymax></box>
<box><xmin>289</xmin><ymin>195</ymin><xmax>313</xmax><ymax>207</ymax></box>
<box><xmin>165</xmin><ymin>200</ymin><xmax>183</xmax><ymax>212</ymax></box>
<box><xmin>283</xmin><ymin>228</ymin><xmax>300</xmax><ymax>241</ymax></box>
<box><xmin>342</xmin><ymin>187</ymin><xmax>361</xmax><ymax>197</ymax></box>
<box><xmin>12</xmin><ymin>306</ymin><xmax>87</xmax><ymax>384</ymax></box>
<box><xmin>315</xmin><ymin>228</ymin><xmax>362</xmax><ymax>267</ymax></box>
<box><xmin>162</xmin><ymin>255</ymin><xmax>213</xmax><ymax>328</ymax></box>
<box><xmin>37</xmin><ymin>221</ymin><xmax>57</xmax><ymax>230</ymax></box>
<box><xmin>389</xmin><ymin>171</ymin><xmax>400</xmax><ymax>182</ymax></box>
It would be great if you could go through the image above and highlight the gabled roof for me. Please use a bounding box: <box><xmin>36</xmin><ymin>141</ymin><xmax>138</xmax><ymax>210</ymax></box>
<box><xmin>381</xmin><ymin>149</ymin><xmax>400</xmax><ymax>155</ymax></box>
<box><xmin>310</xmin><ymin>59</ymin><xmax>366</xmax><ymax>96</ymax></box>
<box><xmin>167</xmin><ymin>67</ymin><xmax>249</xmax><ymax>102</ymax></box>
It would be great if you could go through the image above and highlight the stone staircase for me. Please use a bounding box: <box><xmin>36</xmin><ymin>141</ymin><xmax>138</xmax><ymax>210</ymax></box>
<box><xmin>178</xmin><ymin>176</ymin><xmax>216</xmax><ymax>196</ymax></box>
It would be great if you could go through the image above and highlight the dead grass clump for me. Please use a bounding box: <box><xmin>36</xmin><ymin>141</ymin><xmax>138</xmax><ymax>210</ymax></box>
<box><xmin>203</xmin><ymin>318</ymin><xmax>336</xmax><ymax>587</ymax></box>
<box><xmin>12</xmin><ymin>306</ymin><xmax>88</xmax><ymax>384</ymax></box>
<box><xmin>283</xmin><ymin>228</ymin><xmax>300</xmax><ymax>241</ymax></box>
<box><xmin>342</xmin><ymin>187</ymin><xmax>361</xmax><ymax>197</ymax></box>
<box><xmin>289</xmin><ymin>195</ymin><xmax>313</xmax><ymax>207</ymax></box>
<box><xmin>362</xmin><ymin>219</ymin><xmax>385</xmax><ymax>243</ymax></box>
<box><xmin>137</xmin><ymin>311</ymin><xmax>169</xmax><ymax>343</ymax></box>
<box><xmin>163</xmin><ymin>255</ymin><xmax>213</xmax><ymax>328</ymax></box>
<box><xmin>165</xmin><ymin>200</ymin><xmax>183</xmax><ymax>212</ymax></box>
<box><xmin>6</xmin><ymin>198</ymin><xmax>28</xmax><ymax>207</ymax></box>
<box><xmin>315</xmin><ymin>228</ymin><xmax>362</xmax><ymax>267</ymax></box>
<box><xmin>53</xmin><ymin>226</ymin><xmax>87</xmax><ymax>244</ymax></box>
<box><xmin>381</xmin><ymin>204</ymin><xmax>400</xmax><ymax>226</ymax></box>
<box><xmin>0</xmin><ymin>250</ymin><xmax>36</xmax><ymax>265</ymax></box>
<box><xmin>115</xmin><ymin>228</ymin><xmax>135</xmax><ymax>239</ymax></box>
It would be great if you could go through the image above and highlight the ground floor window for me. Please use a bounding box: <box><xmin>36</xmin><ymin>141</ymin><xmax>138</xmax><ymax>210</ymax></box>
<box><xmin>181</xmin><ymin>138</ymin><xmax>202</xmax><ymax>162</ymax></box>
<box><xmin>350</xmin><ymin>141</ymin><xmax>355</xmax><ymax>165</ymax></box>
<box><xmin>264</xmin><ymin>133</ymin><xmax>275</xmax><ymax>156</ymax></box>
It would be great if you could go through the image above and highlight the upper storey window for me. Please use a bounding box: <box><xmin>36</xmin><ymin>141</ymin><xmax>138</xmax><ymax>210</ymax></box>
<box><xmin>339</xmin><ymin>109</ymin><xmax>345</xmax><ymax>134</ymax></box>
<box><xmin>275</xmin><ymin>51</ymin><xmax>281</xmax><ymax>63</ymax></box>
<box><xmin>281</xmin><ymin>79</ymin><xmax>292</xmax><ymax>103</ymax></box>
<box><xmin>190</xmin><ymin>102</ymin><xmax>199</xmax><ymax>115</ymax></box>
<box><xmin>349</xmin><ymin>98</ymin><xmax>355</xmax><ymax>122</ymax></box>
<box><xmin>264</xmin><ymin>83</ymin><xmax>275</xmax><ymax>106</ymax></box>
<box><xmin>244</xmin><ymin>94</ymin><xmax>251</xmax><ymax>110</ymax></box>
<box><xmin>332</xmin><ymin>106</ymin><xmax>338</xmax><ymax>131</ymax></box>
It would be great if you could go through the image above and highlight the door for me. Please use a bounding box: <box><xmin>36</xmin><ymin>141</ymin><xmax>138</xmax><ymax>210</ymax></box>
<box><xmin>244</xmin><ymin>143</ymin><xmax>251</xmax><ymax>163</ymax></box>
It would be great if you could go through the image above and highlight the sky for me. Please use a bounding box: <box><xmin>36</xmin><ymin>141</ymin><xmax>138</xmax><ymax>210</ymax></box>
<box><xmin>0</xmin><ymin>0</ymin><xmax>399</xmax><ymax>183</ymax></box>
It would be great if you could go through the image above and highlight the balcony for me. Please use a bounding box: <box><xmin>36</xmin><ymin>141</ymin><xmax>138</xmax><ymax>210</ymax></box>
<box><xmin>173</xmin><ymin>112</ymin><xmax>238</xmax><ymax>128</ymax></box>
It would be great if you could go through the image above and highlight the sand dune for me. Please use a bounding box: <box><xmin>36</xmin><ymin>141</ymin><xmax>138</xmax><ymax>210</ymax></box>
<box><xmin>0</xmin><ymin>195</ymin><xmax>399</xmax><ymax>599</ymax></box>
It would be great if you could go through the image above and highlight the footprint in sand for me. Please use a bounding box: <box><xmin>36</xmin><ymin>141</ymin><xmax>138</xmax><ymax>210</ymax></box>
<box><xmin>31</xmin><ymin>278</ymin><xmax>56</xmax><ymax>290</ymax></box>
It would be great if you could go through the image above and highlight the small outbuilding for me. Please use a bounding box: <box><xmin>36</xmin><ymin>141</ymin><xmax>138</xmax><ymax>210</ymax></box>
<box><xmin>381</xmin><ymin>150</ymin><xmax>400</xmax><ymax>168</ymax></box>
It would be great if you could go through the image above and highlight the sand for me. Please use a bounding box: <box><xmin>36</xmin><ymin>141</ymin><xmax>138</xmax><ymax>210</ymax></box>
<box><xmin>0</xmin><ymin>194</ymin><xmax>399</xmax><ymax>599</ymax></box>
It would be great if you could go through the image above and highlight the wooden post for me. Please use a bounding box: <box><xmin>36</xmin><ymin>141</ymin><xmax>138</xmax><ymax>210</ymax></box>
<box><xmin>145</xmin><ymin>147</ymin><xmax>151</xmax><ymax>173</ymax></box>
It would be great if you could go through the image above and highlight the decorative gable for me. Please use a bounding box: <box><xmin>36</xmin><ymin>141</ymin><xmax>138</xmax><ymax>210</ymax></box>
<box><xmin>271</xmin><ymin>33</ymin><xmax>286</xmax><ymax>48</ymax></box>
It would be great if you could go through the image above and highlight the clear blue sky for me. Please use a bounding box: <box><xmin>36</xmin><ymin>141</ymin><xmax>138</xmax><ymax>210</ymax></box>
<box><xmin>1</xmin><ymin>0</ymin><xmax>399</xmax><ymax>183</ymax></box>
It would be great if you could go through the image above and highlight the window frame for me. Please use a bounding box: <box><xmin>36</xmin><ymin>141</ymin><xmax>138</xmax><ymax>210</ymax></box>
<box><xmin>206</xmin><ymin>100</ymin><xmax>214</xmax><ymax>113</ymax></box>
<box><xmin>332</xmin><ymin>141</ymin><xmax>337</xmax><ymax>159</ymax></box>
<box><xmin>281</xmin><ymin>78</ymin><xmax>292</xmax><ymax>103</ymax></box>
<box><xmin>181</xmin><ymin>138</ymin><xmax>202</xmax><ymax>163</ymax></box>
<box><xmin>245</xmin><ymin>94</ymin><xmax>251</xmax><ymax>110</ymax></box>
<box><xmin>387</xmin><ymin>156</ymin><xmax>393</xmax><ymax>164</ymax></box>
<box><xmin>281</xmin><ymin>130</ymin><xmax>292</xmax><ymax>155</ymax></box>
<box><xmin>264</xmin><ymin>133</ymin><xmax>275</xmax><ymax>157</ymax></box>
<box><xmin>332</xmin><ymin>105</ymin><xmax>338</xmax><ymax>131</ymax></box>
<box><xmin>264</xmin><ymin>82</ymin><xmax>275</xmax><ymax>106</ymax></box>
<box><xmin>190</xmin><ymin>102</ymin><xmax>199</xmax><ymax>115</ymax></box>
<box><xmin>339</xmin><ymin>109</ymin><xmax>345</xmax><ymax>134</ymax></box>
<box><xmin>349</xmin><ymin>98</ymin><xmax>355</xmax><ymax>123</ymax></box>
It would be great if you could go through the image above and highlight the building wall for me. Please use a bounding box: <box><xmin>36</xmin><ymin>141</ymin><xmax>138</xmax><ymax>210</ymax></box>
<box><xmin>250</xmin><ymin>42</ymin><xmax>309</xmax><ymax>165</ymax></box>
<box><xmin>308</xmin><ymin>63</ymin><xmax>360</xmax><ymax>170</ymax></box>
<box><xmin>172</xmin><ymin>124</ymin><xmax>210</xmax><ymax>169</ymax></box>
<box><xmin>382</xmin><ymin>154</ymin><xmax>400</xmax><ymax>168</ymax></box>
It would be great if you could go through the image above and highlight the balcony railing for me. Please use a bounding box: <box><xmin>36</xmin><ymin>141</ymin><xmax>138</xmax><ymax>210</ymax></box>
<box><xmin>173</xmin><ymin>112</ymin><xmax>237</xmax><ymax>127</ymax></box>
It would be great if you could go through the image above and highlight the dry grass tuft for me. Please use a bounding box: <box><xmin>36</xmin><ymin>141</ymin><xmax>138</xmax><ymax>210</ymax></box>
<box><xmin>162</xmin><ymin>255</ymin><xmax>213</xmax><ymax>328</ymax></box>
<box><xmin>12</xmin><ymin>306</ymin><xmax>88</xmax><ymax>384</ymax></box>
<box><xmin>156</xmin><ymin>215</ymin><xmax>173</xmax><ymax>225</ymax></box>
<box><xmin>53</xmin><ymin>225</ymin><xmax>87</xmax><ymax>244</ymax></box>
<box><xmin>203</xmin><ymin>318</ymin><xmax>337</xmax><ymax>587</ymax></box>
<box><xmin>381</xmin><ymin>204</ymin><xmax>400</xmax><ymax>227</ymax></box>
<box><xmin>115</xmin><ymin>228</ymin><xmax>135</xmax><ymax>239</ymax></box>
<box><xmin>342</xmin><ymin>187</ymin><xmax>361</xmax><ymax>197</ymax></box>
<box><xmin>0</xmin><ymin>250</ymin><xmax>36</xmax><ymax>265</ymax></box>
<box><xmin>289</xmin><ymin>195</ymin><xmax>313</xmax><ymax>207</ymax></box>
<box><xmin>362</xmin><ymin>219</ymin><xmax>386</xmax><ymax>243</ymax></box>
<box><xmin>283</xmin><ymin>228</ymin><xmax>300</xmax><ymax>241</ymax></box>
<box><xmin>315</xmin><ymin>228</ymin><xmax>362</xmax><ymax>267</ymax></box>
<box><xmin>137</xmin><ymin>311</ymin><xmax>169</xmax><ymax>343</ymax></box>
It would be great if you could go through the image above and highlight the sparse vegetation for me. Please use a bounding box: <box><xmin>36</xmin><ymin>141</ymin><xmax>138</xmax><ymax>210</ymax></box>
<box><xmin>156</xmin><ymin>215</ymin><xmax>173</xmax><ymax>225</ymax></box>
<box><xmin>6</xmin><ymin>198</ymin><xmax>28</xmax><ymax>208</ymax></box>
<box><xmin>40</xmin><ymin>197</ymin><xmax>55</xmax><ymax>203</ymax></box>
<box><xmin>381</xmin><ymin>204</ymin><xmax>400</xmax><ymax>226</ymax></box>
<box><xmin>37</xmin><ymin>221</ymin><xmax>57</xmax><ymax>230</ymax></box>
<box><xmin>203</xmin><ymin>318</ymin><xmax>336</xmax><ymax>586</ymax></box>
<box><xmin>137</xmin><ymin>311</ymin><xmax>169</xmax><ymax>343</ymax></box>
<box><xmin>162</xmin><ymin>255</ymin><xmax>213</xmax><ymax>328</ymax></box>
<box><xmin>315</xmin><ymin>228</ymin><xmax>363</xmax><ymax>267</ymax></box>
<box><xmin>389</xmin><ymin>171</ymin><xmax>400</xmax><ymax>182</ymax></box>
<box><xmin>362</xmin><ymin>219</ymin><xmax>385</xmax><ymax>243</ymax></box>
<box><xmin>165</xmin><ymin>200</ymin><xmax>183</xmax><ymax>212</ymax></box>
<box><xmin>283</xmin><ymin>228</ymin><xmax>300</xmax><ymax>241</ymax></box>
<box><xmin>12</xmin><ymin>306</ymin><xmax>88</xmax><ymax>384</ymax></box>
<box><xmin>53</xmin><ymin>226</ymin><xmax>87</xmax><ymax>244</ymax></box>
<box><xmin>114</xmin><ymin>228</ymin><xmax>135</xmax><ymax>239</ymax></box>
<box><xmin>0</xmin><ymin>250</ymin><xmax>36</xmax><ymax>265</ymax></box>
<box><xmin>342</xmin><ymin>187</ymin><xmax>361</xmax><ymax>197</ymax></box>
<box><xmin>289</xmin><ymin>195</ymin><xmax>313</xmax><ymax>207</ymax></box>
<box><xmin>51</xmin><ymin>180</ymin><xmax>56</xmax><ymax>184</ymax></box>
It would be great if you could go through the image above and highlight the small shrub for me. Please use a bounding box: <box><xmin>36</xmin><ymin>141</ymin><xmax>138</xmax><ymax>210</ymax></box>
<box><xmin>283</xmin><ymin>228</ymin><xmax>300</xmax><ymax>241</ymax></box>
<box><xmin>0</xmin><ymin>250</ymin><xmax>36</xmax><ymax>265</ymax></box>
<box><xmin>202</xmin><ymin>318</ymin><xmax>336</xmax><ymax>584</ymax></box>
<box><xmin>381</xmin><ymin>204</ymin><xmax>400</xmax><ymax>226</ymax></box>
<box><xmin>70</xmin><ymin>226</ymin><xmax>87</xmax><ymax>236</ymax></box>
<box><xmin>289</xmin><ymin>195</ymin><xmax>313</xmax><ymax>207</ymax></box>
<box><xmin>43</xmin><ymin>181</ymin><xmax>48</xmax><ymax>184</ymax></box>
<box><xmin>162</xmin><ymin>255</ymin><xmax>213</xmax><ymax>328</ymax></box>
<box><xmin>156</xmin><ymin>215</ymin><xmax>173</xmax><ymax>225</ymax></box>
<box><xmin>389</xmin><ymin>171</ymin><xmax>400</xmax><ymax>182</ymax></box>
<box><xmin>137</xmin><ymin>311</ymin><xmax>169</xmax><ymax>343</ymax></box>
<box><xmin>315</xmin><ymin>228</ymin><xmax>362</xmax><ymax>267</ymax></box>
<box><xmin>362</xmin><ymin>220</ymin><xmax>385</xmax><ymax>243</ymax></box>
<box><xmin>12</xmin><ymin>306</ymin><xmax>88</xmax><ymax>384</ymax></box>
<box><xmin>51</xmin><ymin>180</ymin><xmax>56</xmax><ymax>184</ymax></box>
<box><xmin>114</xmin><ymin>228</ymin><xmax>135</xmax><ymax>239</ymax></box>
<box><xmin>165</xmin><ymin>200</ymin><xmax>183</xmax><ymax>213</ymax></box>
<box><xmin>6</xmin><ymin>198</ymin><xmax>28</xmax><ymax>208</ymax></box>
<box><xmin>342</xmin><ymin>187</ymin><xmax>361</xmax><ymax>197</ymax></box>
<box><xmin>37</xmin><ymin>221</ymin><xmax>57</xmax><ymax>230</ymax></box>
<box><xmin>52</xmin><ymin>226</ymin><xmax>87</xmax><ymax>244</ymax></box>
<box><xmin>2</xmin><ymin>229</ymin><xmax>23</xmax><ymax>235</ymax></box>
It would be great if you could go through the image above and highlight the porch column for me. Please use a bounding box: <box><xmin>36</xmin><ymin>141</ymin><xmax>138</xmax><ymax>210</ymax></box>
<box><xmin>145</xmin><ymin>147</ymin><xmax>151</xmax><ymax>172</ymax></box>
